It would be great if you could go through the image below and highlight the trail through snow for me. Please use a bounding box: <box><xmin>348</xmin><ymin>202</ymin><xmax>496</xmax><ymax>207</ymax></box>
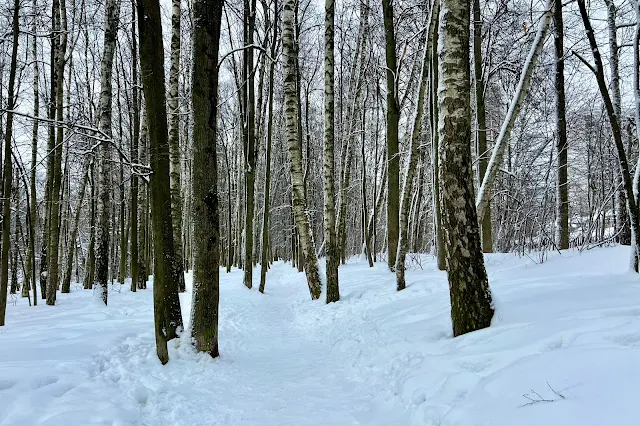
<box><xmin>0</xmin><ymin>264</ymin><xmax>409</xmax><ymax>426</ymax></box>
<box><xmin>2</xmin><ymin>246</ymin><xmax>640</xmax><ymax>425</ymax></box>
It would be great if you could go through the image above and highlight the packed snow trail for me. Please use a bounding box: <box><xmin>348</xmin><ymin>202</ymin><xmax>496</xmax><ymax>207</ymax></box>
<box><xmin>0</xmin><ymin>264</ymin><xmax>409</xmax><ymax>426</ymax></box>
<box><xmin>3</xmin><ymin>246</ymin><xmax>640</xmax><ymax>425</ymax></box>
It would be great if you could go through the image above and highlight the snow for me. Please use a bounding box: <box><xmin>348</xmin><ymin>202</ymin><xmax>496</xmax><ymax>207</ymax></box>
<box><xmin>2</xmin><ymin>246</ymin><xmax>640</xmax><ymax>425</ymax></box>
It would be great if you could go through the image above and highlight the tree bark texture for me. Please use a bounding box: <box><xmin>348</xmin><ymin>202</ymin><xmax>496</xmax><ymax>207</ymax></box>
<box><xmin>283</xmin><ymin>0</ymin><xmax>322</xmax><ymax>300</ymax></box>
<box><xmin>381</xmin><ymin>0</ymin><xmax>400</xmax><ymax>270</ymax></box>
<box><xmin>438</xmin><ymin>0</ymin><xmax>494</xmax><ymax>336</ymax></box>
<box><xmin>95</xmin><ymin>0</ymin><xmax>120</xmax><ymax>305</ymax></box>
<box><xmin>169</xmin><ymin>0</ymin><xmax>186</xmax><ymax>292</ymax></box>
<box><xmin>137</xmin><ymin>0</ymin><xmax>184</xmax><ymax>363</ymax></box>
<box><xmin>190</xmin><ymin>0</ymin><xmax>222</xmax><ymax>358</ymax></box>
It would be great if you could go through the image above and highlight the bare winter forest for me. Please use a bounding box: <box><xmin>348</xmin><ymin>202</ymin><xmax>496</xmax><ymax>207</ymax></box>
<box><xmin>1</xmin><ymin>0</ymin><xmax>640</xmax><ymax>423</ymax></box>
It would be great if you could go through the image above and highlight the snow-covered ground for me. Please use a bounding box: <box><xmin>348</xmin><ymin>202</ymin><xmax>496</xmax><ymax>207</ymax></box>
<box><xmin>1</xmin><ymin>246</ymin><xmax>639</xmax><ymax>425</ymax></box>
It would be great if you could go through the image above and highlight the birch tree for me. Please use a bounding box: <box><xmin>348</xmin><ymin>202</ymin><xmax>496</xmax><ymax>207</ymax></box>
<box><xmin>604</xmin><ymin>0</ymin><xmax>630</xmax><ymax>246</ymax></box>
<box><xmin>95</xmin><ymin>0</ymin><xmax>120</xmax><ymax>305</ymax></box>
<box><xmin>396</xmin><ymin>3</ymin><xmax>436</xmax><ymax>291</ymax></box>
<box><xmin>438</xmin><ymin>0</ymin><xmax>494</xmax><ymax>336</ymax></box>
<box><xmin>475</xmin><ymin>0</ymin><xmax>553</xmax><ymax>223</ymax></box>
<box><xmin>283</xmin><ymin>0</ymin><xmax>321</xmax><ymax>300</ymax></box>
<box><xmin>46</xmin><ymin>0</ymin><xmax>68</xmax><ymax>306</ymax></box>
<box><xmin>169</xmin><ymin>0</ymin><xmax>186</xmax><ymax>292</ymax></box>
<box><xmin>62</xmin><ymin>161</ymin><xmax>90</xmax><ymax>293</ymax></box>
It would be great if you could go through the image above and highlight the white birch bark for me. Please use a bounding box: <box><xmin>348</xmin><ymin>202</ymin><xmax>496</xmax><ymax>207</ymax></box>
<box><xmin>396</xmin><ymin>1</ymin><xmax>438</xmax><ymax>291</ymax></box>
<box><xmin>475</xmin><ymin>0</ymin><xmax>553</xmax><ymax>221</ymax></box>
<box><xmin>95</xmin><ymin>0</ymin><xmax>121</xmax><ymax>305</ymax></box>
<box><xmin>282</xmin><ymin>0</ymin><xmax>321</xmax><ymax>299</ymax></box>
<box><xmin>168</xmin><ymin>0</ymin><xmax>186</xmax><ymax>292</ymax></box>
<box><xmin>438</xmin><ymin>0</ymin><xmax>493</xmax><ymax>336</ymax></box>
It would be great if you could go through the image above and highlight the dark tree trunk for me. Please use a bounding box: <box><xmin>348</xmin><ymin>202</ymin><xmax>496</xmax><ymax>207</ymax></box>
<box><xmin>0</xmin><ymin>0</ymin><xmax>19</xmax><ymax>325</ymax></box>
<box><xmin>190</xmin><ymin>0</ymin><xmax>222</xmax><ymax>358</ymax></box>
<box><xmin>259</xmin><ymin>0</ymin><xmax>277</xmax><ymax>294</ymax></box>
<box><xmin>84</xmin><ymin>163</ymin><xmax>96</xmax><ymax>290</ymax></box>
<box><xmin>473</xmin><ymin>0</ymin><xmax>493</xmax><ymax>252</ymax></box>
<box><xmin>577</xmin><ymin>0</ymin><xmax>640</xmax><ymax>267</ymax></box>
<box><xmin>324</xmin><ymin>0</ymin><xmax>340</xmax><ymax>302</ymax></box>
<box><xmin>381</xmin><ymin>0</ymin><xmax>400</xmax><ymax>270</ymax></box>
<box><xmin>243</xmin><ymin>0</ymin><xmax>257</xmax><ymax>290</ymax></box>
<box><xmin>554</xmin><ymin>0</ymin><xmax>569</xmax><ymax>250</ymax></box>
<box><xmin>130</xmin><ymin>0</ymin><xmax>139</xmax><ymax>292</ymax></box>
<box><xmin>137</xmin><ymin>0</ymin><xmax>184</xmax><ymax>363</ymax></box>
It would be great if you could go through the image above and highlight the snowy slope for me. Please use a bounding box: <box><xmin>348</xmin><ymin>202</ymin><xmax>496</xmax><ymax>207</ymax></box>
<box><xmin>1</xmin><ymin>246</ymin><xmax>639</xmax><ymax>425</ymax></box>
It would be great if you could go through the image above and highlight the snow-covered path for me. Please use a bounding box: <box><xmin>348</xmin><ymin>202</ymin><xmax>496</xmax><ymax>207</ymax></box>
<box><xmin>3</xmin><ymin>246</ymin><xmax>640</xmax><ymax>425</ymax></box>
<box><xmin>0</xmin><ymin>264</ymin><xmax>409</xmax><ymax>426</ymax></box>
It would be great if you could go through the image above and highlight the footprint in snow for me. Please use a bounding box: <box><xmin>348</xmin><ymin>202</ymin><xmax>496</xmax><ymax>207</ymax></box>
<box><xmin>602</xmin><ymin>307</ymin><xmax>640</xmax><ymax>318</ymax></box>
<box><xmin>457</xmin><ymin>357</ymin><xmax>492</xmax><ymax>373</ymax></box>
<box><xmin>50</xmin><ymin>381</ymin><xmax>75</xmax><ymax>398</ymax></box>
<box><xmin>609</xmin><ymin>332</ymin><xmax>640</xmax><ymax>347</ymax></box>
<box><xmin>30</xmin><ymin>376</ymin><xmax>59</xmax><ymax>390</ymax></box>
<box><xmin>0</xmin><ymin>379</ymin><xmax>16</xmax><ymax>391</ymax></box>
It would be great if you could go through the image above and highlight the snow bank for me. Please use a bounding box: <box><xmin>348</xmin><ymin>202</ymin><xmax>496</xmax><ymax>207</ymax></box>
<box><xmin>1</xmin><ymin>246</ymin><xmax>639</xmax><ymax>425</ymax></box>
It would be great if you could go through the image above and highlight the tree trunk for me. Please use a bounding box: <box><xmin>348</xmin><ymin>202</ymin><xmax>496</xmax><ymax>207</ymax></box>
<box><xmin>62</xmin><ymin>161</ymin><xmax>90</xmax><ymax>293</ymax></box>
<box><xmin>283</xmin><ymin>0</ymin><xmax>322</xmax><ymax>300</ymax></box>
<box><xmin>41</xmin><ymin>0</ymin><xmax>59</xmax><ymax>302</ymax></box>
<box><xmin>473</xmin><ymin>0</ymin><xmax>492</xmax><ymax>252</ymax></box>
<box><xmin>118</xmin><ymin>82</ymin><xmax>127</xmax><ymax>285</ymax></box>
<box><xmin>438</xmin><ymin>0</ymin><xmax>494</xmax><ymax>336</ymax></box>
<box><xmin>360</xmin><ymin>88</ymin><xmax>373</xmax><ymax>268</ymax></box>
<box><xmin>46</xmin><ymin>0</ymin><xmax>68</xmax><ymax>306</ymax></box>
<box><xmin>475</xmin><ymin>0</ymin><xmax>553</xmax><ymax>222</ymax></box>
<box><xmin>169</xmin><ymin>0</ymin><xmax>186</xmax><ymax>292</ymax></box>
<box><xmin>28</xmin><ymin>6</ymin><xmax>39</xmax><ymax>305</ymax></box>
<box><xmin>138</xmin><ymin>111</ymin><xmax>149</xmax><ymax>289</ymax></box>
<box><xmin>430</xmin><ymin>19</ymin><xmax>445</xmax><ymax>271</ymax></box>
<box><xmin>324</xmin><ymin>0</ymin><xmax>340</xmax><ymax>302</ymax></box>
<box><xmin>10</xmin><ymin>178</ymin><xmax>19</xmax><ymax>295</ymax></box>
<box><xmin>604</xmin><ymin>0</ymin><xmax>631</xmax><ymax>246</ymax></box>
<box><xmin>83</xmin><ymin>163</ymin><xmax>96</xmax><ymax>289</ymax></box>
<box><xmin>259</xmin><ymin>0</ymin><xmax>277</xmax><ymax>294</ymax></box>
<box><xmin>553</xmin><ymin>0</ymin><xmax>569</xmax><ymax>250</ymax></box>
<box><xmin>137</xmin><ymin>0</ymin><xmax>184</xmax><ymax>363</ymax></box>
<box><xmin>631</xmin><ymin>0</ymin><xmax>640</xmax><ymax>271</ymax></box>
<box><xmin>381</xmin><ymin>0</ymin><xmax>400</xmax><ymax>270</ymax></box>
<box><xmin>243</xmin><ymin>0</ymin><xmax>257</xmax><ymax>290</ymax></box>
<box><xmin>225</xmin><ymin>146</ymin><xmax>233</xmax><ymax>273</ymax></box>
<box><xmin>130</xmin><ymin>0</ymin><xmax>139</xmax><ymax>292</ymax></box>
<box><xmin>396</xmin><ymin>5</ymin><xmax>436</xmax><ymax>291</ymax></box>
<box><xmin>95</xmin><ymin>0</ymin><xmax>120</xmax><ymax>305</ymax></box>
<box><xmin>190</xmin><ymin>0</ymin><xmax>222</xmax><ymax>358</ymax></box>
<box><xmin>0</xmin><ymin>0</ymin><xmax>20</xmax><ymax>325</ymax></box>
<box><xmin>577</xmin><ymin>0</ymin><xmax>640</xmax><ymax>269</ymax></box>
<box><xmin>367</xmin><ymin>153</ymin><xmax>386</xmax><ymax>259</ymax></box>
